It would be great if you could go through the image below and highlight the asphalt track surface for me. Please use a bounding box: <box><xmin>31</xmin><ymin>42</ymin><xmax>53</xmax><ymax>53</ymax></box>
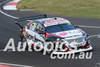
<box><xmin>0</xmin><ymin>0</ymin><xmax>100</xmax><ymax>67</ymax></box>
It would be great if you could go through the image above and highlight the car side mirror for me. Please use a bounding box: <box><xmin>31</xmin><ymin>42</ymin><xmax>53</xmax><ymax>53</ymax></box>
<box><xmin>39</xmin><ymin>31</ymin><xmax>45</xmax><ymax>34</ymax></box>
<box><xmin>75</xmin><ymin>25</ymin><xmax>79</xmax><ymax>28</ymax></box>
<box><xmin>45</xmin><ymin>38</ymin><xmax>50</xmax><ymax>42</ymax></box>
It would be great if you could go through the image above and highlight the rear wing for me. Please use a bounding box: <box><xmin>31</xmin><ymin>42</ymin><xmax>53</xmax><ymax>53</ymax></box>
<box><xmin>15</xmin><ymin>14</ymin><xmax>47</xmax><ymax>29</ymax></box>
<box><xmin>15</xmin><ymin>14</ymin><xmax>47</xmax><ymax>22</ymax></box>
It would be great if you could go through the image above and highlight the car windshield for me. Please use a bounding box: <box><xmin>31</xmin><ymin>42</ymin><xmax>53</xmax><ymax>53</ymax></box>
<box><xmin>46</xmin><ymin>23</ymin><xmax>76</xmax><ymax>33</ymax></box>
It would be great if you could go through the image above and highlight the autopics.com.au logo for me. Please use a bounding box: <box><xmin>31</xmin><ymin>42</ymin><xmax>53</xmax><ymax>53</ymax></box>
<box><xmin>3</xmin><ymin>38</ymin><xmax>93</xmax><ymax>59</ymax></box>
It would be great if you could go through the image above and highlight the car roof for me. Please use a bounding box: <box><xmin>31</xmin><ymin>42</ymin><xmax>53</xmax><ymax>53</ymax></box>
<box><xmin>33</xmin><ymin>17</ymin><xmax>70</xmax><ymax>24</ymax></box>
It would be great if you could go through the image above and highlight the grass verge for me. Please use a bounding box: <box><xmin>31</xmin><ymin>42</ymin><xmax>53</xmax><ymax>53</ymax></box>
<box><xmin>17</xmin><ymin>0</ymin><xmax>100</xmax><ymax>18</ymax></box>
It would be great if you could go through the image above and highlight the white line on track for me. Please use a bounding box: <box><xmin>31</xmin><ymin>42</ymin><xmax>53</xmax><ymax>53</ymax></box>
<box><xmin>0</xmin><ymin>0</ymin><xmax>9</xmax><ymax>5</ymax></box>
<box><xmin>98</xmin><ymin>36</ymin><xmax>100</xmax><ymax>38</ymax></box>
<box><xmin>0</xmin><ymin>9</ymin><xmax>100</xmax><ymax>29</ymax></box>
<box><xmin>0</xmin><ymin>62</ymin><xmax>34</xmax><ymax>67</ymax></box>
<box><xmin>89</xmin><ymin>34</ymin><xmax>100</xmax><ymax>38</ymax></box>
<box><xmin>79</xmin><ymin>25</ymin><xmax>100</xmax><ymax>29</ymax></box>
<box><xmin>0</xmin><ymin>0</ymin><xmax>18</xmax><ymax>19</ymax></box>
<box><xmin>0</xmin><ymin>9</ymin><xmax>18</xmax><ymax>19</ymax></box>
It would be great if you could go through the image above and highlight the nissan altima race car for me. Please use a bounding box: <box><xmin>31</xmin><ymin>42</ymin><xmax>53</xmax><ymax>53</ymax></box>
<box><xmin>15</xmin><ymin>14</ymin><xmax>93</xmax><ymax>54</ymax></box>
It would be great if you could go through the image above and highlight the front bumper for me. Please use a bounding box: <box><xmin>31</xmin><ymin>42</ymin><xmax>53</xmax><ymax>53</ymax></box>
<box><xmin>52</xmin><ymin>45</ymin><xmax>93</xmax><ymax>54</ymax></box>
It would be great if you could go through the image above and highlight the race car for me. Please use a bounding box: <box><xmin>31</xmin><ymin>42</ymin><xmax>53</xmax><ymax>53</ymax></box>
<box><xmin>15</xmin><ymin>14</ymin><xmax>93</xmax><ymax>54</ymax></box>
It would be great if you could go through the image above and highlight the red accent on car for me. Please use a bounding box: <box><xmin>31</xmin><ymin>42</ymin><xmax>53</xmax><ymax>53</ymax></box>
<box><xmin>81</xmin><ymin>29</ymin><xmax>85</xmax><ymax>36</ymax></box>
<box><xmin>82</xmin><ymin>46</ymin><xmax>84</xmax><ymax>49</ymax></box>
<box><xmin>68</xmin><ymin>48</ymin><xmax>70</xmax><ymax>51</ymax></box>
<box><xmin>42</xmin><ymin>35</ymin><xmax>45</xmax><ymax>38</ymax></box>
<box><xmin>52</xmin><ymin>50</ymin><xmax>55</xmax><ymax>52</ymax></box>
<box><xmin>0</xmin><ymin>65</ymin><xmax>14</xmax><ymax>67</ymax></box>
<box><xmin>64</xmin><ymin>45</ymin><xmax>69</xmax><ymax>52</ymax></box>
<box><xmin>5</xmin><ymin>2</ymin><xmax>17</xmax><ymax>6</ymax></box>
<box><xmin>46</xmin><ymin>32</ymin><xmax>61</xmax><ymax>38</ymax></box>
<box><xmin>58</xmin><ymin>32</ymin><xmax>68</xmax><ymax>36</ymax></box>
<box><xmin>31</xmin><ymin>44</ymin><xmax>40</xmax><ymax>48</ymax></box>
<box><xmin>27</xmin><ymin>21</ymin><xmax>33</xmax><ymax>26</ymax></box>
<box><xmin>24</xmin><ymin>29</ymin><xmax>26</xmax><ymax>37</ymax></box>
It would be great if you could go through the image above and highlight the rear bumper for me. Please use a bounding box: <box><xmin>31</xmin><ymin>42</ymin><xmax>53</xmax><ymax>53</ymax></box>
<box><xmin>52</xmin><ymin>45</ymin><xmax>93</xmax><ymax>54</ymax></box>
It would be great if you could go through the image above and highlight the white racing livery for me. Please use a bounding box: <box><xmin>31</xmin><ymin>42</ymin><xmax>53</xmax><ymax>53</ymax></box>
<box><xmin>15</xmin><ymin>14</ymin><xmax>93</xmax><ymax>54</ymax></box>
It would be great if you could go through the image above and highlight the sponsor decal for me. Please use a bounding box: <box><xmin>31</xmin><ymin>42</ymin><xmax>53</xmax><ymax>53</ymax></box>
<box><xmin>58</xmin><ymin>32</ymin><xmax>68</xmax><ymax>36</ymax></box>
<box><xmin>44</xmin><ymin>19</ymin><xmax>70</xmax><ymax>27</ymax></box>
<box><xmin>44</xmin><ymin>19</ymin><xmax>65</xmax><ymax>24</ymax></box>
